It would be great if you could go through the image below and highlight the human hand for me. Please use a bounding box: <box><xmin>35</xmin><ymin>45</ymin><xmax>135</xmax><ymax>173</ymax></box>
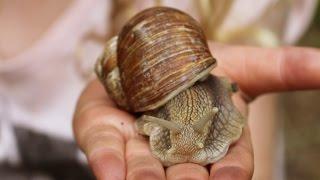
<box><xmin>73</xmin><ymin>44</ymin><xmax>320</xmax><ymax>180</ymax></box>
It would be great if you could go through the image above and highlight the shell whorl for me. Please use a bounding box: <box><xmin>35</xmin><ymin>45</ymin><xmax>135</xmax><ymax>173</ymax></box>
<box><xmin>98</xmin><ymin>7</ymin><xmax>217</xmax><ymax>112</ymax></box>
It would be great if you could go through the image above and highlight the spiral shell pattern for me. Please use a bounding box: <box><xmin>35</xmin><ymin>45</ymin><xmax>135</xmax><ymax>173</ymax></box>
<box><xmin>108</xmin><ymin>7</ymin><xmax>216</xmax><ymax>112</ymax></box>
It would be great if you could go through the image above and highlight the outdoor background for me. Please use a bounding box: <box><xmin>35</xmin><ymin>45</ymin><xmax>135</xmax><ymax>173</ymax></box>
<box><xmin>0</xmin><ymin>1</ymin><xmax>319</xmax><ymax>180</ymax></box>
<box><xmin>282</xmin><ymin>3</ymin><xmax>320</xmax><ymax>180</ymax></box>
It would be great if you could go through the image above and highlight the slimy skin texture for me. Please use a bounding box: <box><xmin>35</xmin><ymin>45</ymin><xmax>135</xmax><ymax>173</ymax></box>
<box><xmin>95</xmin><ymin>7</ymin><xmax>246</xmax><ymax>167</ymax></box>
<box><xmin>136</xmin><ymin>75</ymin><xmax>245</xmax><ymax>166</ymax></box>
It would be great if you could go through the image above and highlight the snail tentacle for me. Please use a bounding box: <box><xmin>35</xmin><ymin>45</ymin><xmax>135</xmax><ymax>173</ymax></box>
<box><xmin>139</xmin><ymin>115</ymin><xmax>183</xmax><ymax>133</ymax></box>
<box><xmin>193</xmin><ymin>107</ymin><xmax>218</xmax><ymax>133</ymax></box>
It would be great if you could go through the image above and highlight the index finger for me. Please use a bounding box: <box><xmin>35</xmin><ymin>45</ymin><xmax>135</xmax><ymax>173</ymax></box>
<box><xmin>211</xmin><ymin>44</ymin><xmax>320</xmax><ymax>98</ymax></box>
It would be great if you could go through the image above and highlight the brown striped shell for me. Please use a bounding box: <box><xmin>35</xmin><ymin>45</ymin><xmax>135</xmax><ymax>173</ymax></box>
<box><xmin>96</xmin><ymin>7</ymin><xmax>217</xmax><ymax>112</ymax></box>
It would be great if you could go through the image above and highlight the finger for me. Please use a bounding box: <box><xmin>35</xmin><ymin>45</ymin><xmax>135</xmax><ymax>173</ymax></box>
<box><xmin>73</xmin><ymin>80</ymin><xmax>136</xmax><ymax>180</ymax></box>
<box><xmin>210</xmin><ymin>44</ymin><xmax>320</xmax><ymax>97</ymax></box>
<box><xmin>82</xmin><ymin>125</ymin><xmax>126</xmax><ymax>180</ymax></box>
<box><xmin>166</xmin><ymin>163</ymin><xmax>209</xmax><ymax>180</ymax></box>
<box><xmin>126</xmin><ymin>137</ymin><xmax>166</xmax><ymax>180</ymax></box>
<box><xmin>210</xmin><ymin>126</ymin><xmax>253</xmax><ymax>180</ymax></box>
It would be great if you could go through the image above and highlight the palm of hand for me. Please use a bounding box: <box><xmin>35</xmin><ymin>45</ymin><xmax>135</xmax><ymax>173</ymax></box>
<box><xmin>73</xmin><ymin>44</ymin><xmax>320</xmax><ymax>180</ymax></box>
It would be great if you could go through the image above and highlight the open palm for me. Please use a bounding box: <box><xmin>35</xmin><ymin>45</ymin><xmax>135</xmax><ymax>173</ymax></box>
<box><xmin>73</xmin><ymin>43</ymin><xmax>320</xmax><ymax>180</ymax></box>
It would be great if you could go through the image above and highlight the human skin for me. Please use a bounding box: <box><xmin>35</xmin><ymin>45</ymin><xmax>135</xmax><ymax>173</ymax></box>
<box><xmin>73</xmin><ymin>44</ymin><xmax>320</xmax><ymax>180</ymax></box>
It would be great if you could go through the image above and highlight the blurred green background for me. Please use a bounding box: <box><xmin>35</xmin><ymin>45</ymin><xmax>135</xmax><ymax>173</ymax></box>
<box><xmin>282</xmin><ymin>3</ymin><xmax>320</xmax><ymax>180</ymax></box>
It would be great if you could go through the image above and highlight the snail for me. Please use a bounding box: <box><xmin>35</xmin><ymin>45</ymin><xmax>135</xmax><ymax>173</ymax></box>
<box><xmin>95</xmin><ymin>7</ymin><xmax>245</xmax><ymax>166</ymax></box>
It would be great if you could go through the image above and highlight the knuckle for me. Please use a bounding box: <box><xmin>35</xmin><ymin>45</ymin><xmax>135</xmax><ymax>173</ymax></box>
<box><xmin>82</xmin><ymin>124</ymin><xmax>124</xmax><ymax>154</ymax></box>
<box><xmin>74</xmin><ymin>107</ymin><xmax>128</xmax><ymax>143</ymax></box>
<box><xmin>127</xmin><ymin>156</ymin><xmax>165</xmax><ymax>180</ymax></box>
<box><xmin>89</xmin><ymin>147</ymin><xmax>123</xmax><ymax>165</ymax></box>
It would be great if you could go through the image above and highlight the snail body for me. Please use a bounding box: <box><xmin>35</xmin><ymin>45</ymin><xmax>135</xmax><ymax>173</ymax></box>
<box><xmin>95</xmin><ymin>7</ymin><xmax>245</xmax><ymax>166</ymax></box>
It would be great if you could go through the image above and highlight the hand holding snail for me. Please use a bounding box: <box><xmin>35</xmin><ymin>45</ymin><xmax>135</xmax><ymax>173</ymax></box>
<box><xmin>73</xmin><ymin>7</ymin><xmax>320</xmax><ymax>180</ymax></box>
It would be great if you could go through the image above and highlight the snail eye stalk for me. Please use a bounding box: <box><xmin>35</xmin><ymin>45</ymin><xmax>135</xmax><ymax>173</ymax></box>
<box><xmin>193</xmin><ymin>107</ymin><xmax>218</xmax><ymax>133</ymax></box>
<box><xmin>139</xmin><ymin>115</ymin><xmax>183</xmax><ymax>133</ymax></box>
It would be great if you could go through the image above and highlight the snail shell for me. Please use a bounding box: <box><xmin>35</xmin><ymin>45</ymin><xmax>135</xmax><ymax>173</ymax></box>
<box><xmin>96</xmin><ymin>7</ymin><xmax>216</xmax><ymax>112</ymax></box>
<box><xmin>96</xmin><ymin>7</ymin><xmax>246</xmax><ymax>166</ymax></box>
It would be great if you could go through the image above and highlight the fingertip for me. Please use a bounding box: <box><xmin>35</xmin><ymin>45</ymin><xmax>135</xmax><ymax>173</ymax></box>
<box><xmin>127</xmin><ymin>162</ymin><xmax>165</xmax><ymax>180</ymax></box>
<box><xmin>210</xmin><ymin>166</ymin><xmax>252</xmax><ymax>180</ymax></box>
<box><xmin>89</xmin><ymin>149</ymin><xmax>126</xmax><ymax>180</ymax></box>
<box><xmin>126</xmin><ymin>138</ymin><xmax>166</xmax><ymax>180</ymax></box>
<box><xmin>166</xmin><ymin>163</ymin><xmax>209</xmax><ymax>180</ymax></box>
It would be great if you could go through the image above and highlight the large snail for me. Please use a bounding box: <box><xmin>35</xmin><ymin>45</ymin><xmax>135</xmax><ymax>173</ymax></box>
<box><xmin>95</xmin><ymin>7</ymin><xmax>245</xmax><ymax>166</ymax></box>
